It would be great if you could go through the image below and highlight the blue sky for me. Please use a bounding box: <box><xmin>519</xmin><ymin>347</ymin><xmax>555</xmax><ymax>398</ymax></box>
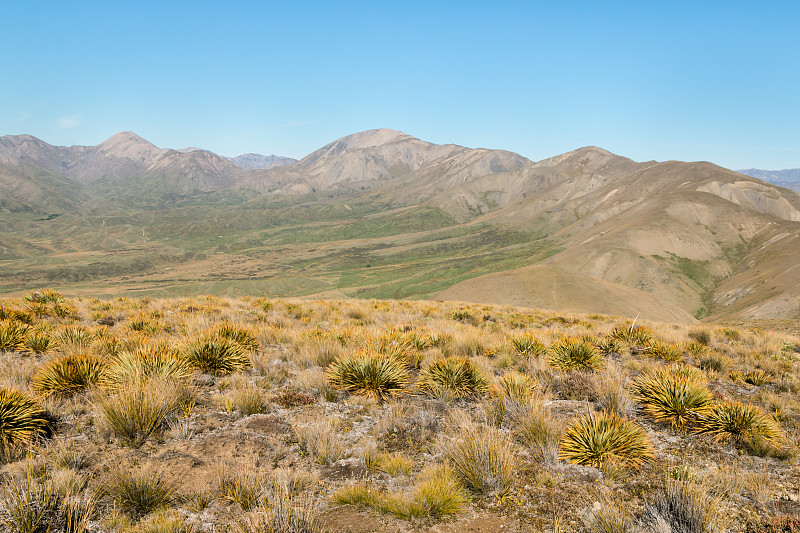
<box><xmin>1</xmin><ymin>1</ymin><xmax>798</xmax><ymax>169</ymax></box>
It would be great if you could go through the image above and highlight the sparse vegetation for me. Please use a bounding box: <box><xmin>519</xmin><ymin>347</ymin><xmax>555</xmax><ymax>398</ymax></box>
<box><xmin>0</xmin><ymin>292</ymin><xmax>793</xmax><ymax>530</ymax></box>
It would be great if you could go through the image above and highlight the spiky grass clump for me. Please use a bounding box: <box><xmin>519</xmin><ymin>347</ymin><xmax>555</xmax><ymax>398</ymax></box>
<box><xmin>214</xmin><ymin>468</ymin><xmax>262</xmax><ymax>511</ymax></box>
<box><xmin>103</xmin><ymin>343</ymin><xmax>195</xmax><ymax>386</ymax></box>
<box><xmin>548</xmin><ymin>338</ymin><xmax>604</xmax><ymax>371</ymax></box>
<box><xmin>631</xmin><ymin>367</ymin><xmax>713</xmax><ymax>429</ymax></box>
<box><xmin>295</xmin><ymin>421</ymin><xmax>347</xmax><ymax>466</ymax></box>
<box><xmin>0</xmin><ymin>321</ymin><xmax>30</xmax><ymax>353</ymax></box>
<box><xmin>559</xmin><ymin>409</ymin><xmax>654</xmax><ymax>470</ymax></box>
<box><xmin>103</xmin><ymin>466</ymin><xmax>175</xmax><ymax>518</ymax></box>
<box><xmin>326</xmin><ymin>351</ymin><xmax>409</xmax><ymax>401</ymax></box>
<box><xmin>644</xmin><ymin>339</ymin><xmax>683</xmax><ymax>362</ymax></box>
<box><xmin>237</xmin><ymin>484</ymin><xmax>327</xmax><ymax>533</ymax></box>
<box><xmin>582</xmin><ymin>498</ymin><xmax>634</xmax><ymax>533</ymax></box>
<box><xmin>94</xmin><ymin>378</ymin><xmax>181</xmax><ymax>446</ymax></box>
<box><xmin>31</xmin><ymin>354</ymin><xmax>105</xmax><ymax>397</ymax></box>
<box><xmin>406</xmin><ymin>463</ymin><xmax>467</xmax><ymax>519</ymax></box>
<box><xmin>210</xmin><ymin>322</ymin><xmax>260</xmax><ymax>352</ymax></box>
<box><xmin>53</xmin><ymin>325</ymin><xmax>94</xmax><ymax>354</ymax></box>
<box><xmin>440</xmin><ymin>421</ymin><xmax>515</xmax><ymax>496</ymax></box>
<box><xmin>0</xmin><ymin>388</ymin><xmax>52</xmax><ymax>455</ymax></box>
<box><xmin>182</xmin><ymin>335</ymin><xmax>250</xmax><ymax>376</ymax></box>
<box><xmin>610</xmin><ymin>323</ymin><xmax>654</xmax><ymax>346</ymax></box>
<box><xmin>0</xmin><ymin>464</ymin><xmax>95</xmax><ymax>533</ymax></box>
<box><xmin>639</xmin><ymin>481</ymin><xmax>719</xmax><ymax>533</ymax></box>
<box><xmin>510</xmin><ymin>333</ymin><xmax>545</xmax><ymax>356</ymax></box>
<box><xmin>23</xmin><ymin>289</ymin><xmax>65</xmax><ymax>304</ymax></box>
<box><xmin>694</xmin><ymin>400</ymin><xmax>782</xmax><ymax>450</ymax></box>
<box><xmin>418</xmin><ymin>357</ymin><xmax>489</xmax><ymax>399</ymax></box>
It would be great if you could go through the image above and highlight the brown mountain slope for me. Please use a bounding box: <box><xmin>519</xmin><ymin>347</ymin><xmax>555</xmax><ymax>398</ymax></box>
<box><xmin>436</xmin><ymin>264</ymin><xmax>696</xmax><ymax>323</ymax></box>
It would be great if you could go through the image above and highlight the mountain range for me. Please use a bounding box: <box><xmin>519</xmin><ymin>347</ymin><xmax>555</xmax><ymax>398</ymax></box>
<box><xmin>738</xmin><ymin>168</ymin><xmax>800</xmax><ymax>192</ymax></box>
<box><xmin>1</xmin><ymin>129</ymin><xmax>798</xmax><ymax>324</ymax></box>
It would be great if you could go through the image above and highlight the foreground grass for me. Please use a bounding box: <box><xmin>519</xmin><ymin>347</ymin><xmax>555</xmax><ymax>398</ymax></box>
<box><xmin>0</xmin><ymin>290</ymin><xmax>797</xmax><ymax>532</ymax></box>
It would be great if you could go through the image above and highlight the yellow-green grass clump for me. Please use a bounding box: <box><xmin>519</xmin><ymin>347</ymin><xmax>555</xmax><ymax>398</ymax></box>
<box><xmin>0</xmin><ymin>388</ymin><xmax>52</xmax><ymax>454</ymax></box>
<box><xmin>440</xmin><ymin>422</ymin><xmax>515</xmax><ymax>496</ymax></box>
<box><xmin>418</xmin><ymin>356</ymin><xmax>489</xmax><ymax>399</ymax></box>
<box><xmin>631</xmin><ymin>366</ymin><xmax>713</xmax><ymax>429</ymax></box>
<box><xmin>32</xmin><ymin>353</ymin><xmax>105</xmax><ymax>397</ymax></box>
<box><xmin>326</xmin><ymin>351</ymin><xmax>410</xmax><ymax>401</ymax></box>
<box><xmin>559</xmin><ymin>409</ymin><xmax>654</xmax><ymax>470</ymax></box>
<box><xmin>0</xmin><ymin>320</ymin><xmax>30</xmax><ymax>353</ymax></box>
<box><xmin>103</xmin><ymin>466</ymin><xmax>176</xmax><ymax>518</ymax></box>
<box><xmin>94</xmin><ymin>377</ymin><xmax>182</xmax><ymax>446</ymax></box>
<box><xmin>548</xmin><ymin>337</ymin><xmax>604</xmax><ymax>371</ymax></box>
<box><xmin>209</xmin><ymin>322</ymin><xmax>260</xmax><ymax>352</ymax></box>
<box><xmin>610</xmin><ymin>323</ymin><xmax>654</xmax><ymax>346</ymax></box>
<box><xmin>104</xmin><ymin>342</ymin><xmax>195</xmax><ymax>386</ymax></box>
<box><xmin>182</xmin><ymin>335</ymin><xmax>250</xmax><ymax>376</ymax></box>
<box><xmin>694</xmin><ymin>400</ymin><xmax>782</xmax><ymax>451</ymax></box>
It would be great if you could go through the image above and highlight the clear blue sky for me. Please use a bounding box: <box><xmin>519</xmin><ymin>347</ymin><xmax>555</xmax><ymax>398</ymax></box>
<box><xmin>2</xmin><ymin>1</ymin><xmax>798</xmax><ymax>169</ymax></box>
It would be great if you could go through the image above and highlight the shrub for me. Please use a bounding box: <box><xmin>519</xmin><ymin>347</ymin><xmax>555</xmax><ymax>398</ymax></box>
<box><xmin>103</xmin><ymin>466</ymin><xmax>175</xmax><ymax>518</ymax></box>
<box><xmin>0</xmin><ymin>389</ymin><xmax>52</xmax><ymax>456</ymax></box>
<box><xmin>210</xmin><ymin>322</ymin><xmax>260</xmax><ymax>352</ymax></box>
<box><xmin>631</xmin><ymin>367</ymin><xmax>713</xmax><ymax>429</ymax></box>
<box><xmin>182</xmin><ymin>335</ymin><xmax>250</xmax><ymax>375</ymax></box>
<box><xmin>639</xmin><ymin>481</ymin><xmax>719</xmax><ymax>533</ymax></box>
<box><xmin>0</xmin><ymin>321</ymin><xmax>30</xmax><ymax>353</ymax></box>
<box><xmin>326</xmin><ymin>351</ymin><xmax>409</xmax><ymax>402</ymax></box>
<box><xmin>418</xmin><ymin>357</ymin><xmax>489</xmax><ymax>399</ymax></box>
<box><xmin>94</xmin><ymin>377</ymin><xmax>181</xmax><ymax>446</ymax></box>
<box><xmin>548</xmin><ymin>338</ymin><xmax>604</xmax><ymax>371</ymax></box>
<box><xmin>31</xmin><ymin>354</ymin><xmax>105</xmax><ymax>397</ymax></box>
<box><xmin>694</xmin><ymin>400</ymin><xmax>782</xmax><ymax>451</ymax></box>
<box><xmin>559</xmin><ymin>409</ymin><xmax>654</xmax><ymax>470</ymax></box>
<box><xmin>439</xmin><ymin>421</ymin><xmax>515</xmax><ymax>496</ymax></box>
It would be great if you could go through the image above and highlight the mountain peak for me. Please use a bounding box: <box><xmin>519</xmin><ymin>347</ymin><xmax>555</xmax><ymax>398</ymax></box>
<box><xmin>332</xmin><ymin>128</ymin><xmax>416</xmax><ymax>150</ymax></box>
<box><xmin>97</xmin><ymin>131</ymin><xmax>164</xmax><ymax>162</ymax></box>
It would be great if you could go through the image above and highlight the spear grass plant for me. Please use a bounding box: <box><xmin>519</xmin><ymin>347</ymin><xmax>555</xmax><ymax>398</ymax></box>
<box><xmin>326</xmin><ymin>351</ymin><xmax>410</xmax><ymax>402</ymax></box>
<box><xmin>631</xmin><ymin>366</ymin><xmax>714</xmax><ymax>430</ymax></box>
<box><xmin>418</xmin><ymin>356</ymin><xmax>489</xmax><ymax>399</ymax></box>
<box><xmin>0</xmin><ymin>389</ymin><xmax>52</xmax><ymax>457</ymax></box>
<box><xmin>31</xmin><ymin>354</ymin><xmax>105</xmax><ymax>397</ymax></box>
<box><xmin>693</xmin><ymin>400</ymin><xmax>782</xmax><ymax>453</ymax></box>
<box><xmin>182</xmin><ymin>335</ymin><xmax>250</xmax><ymax>376</ymax></box>
<box><xmin>0</xmin><ymin>321</ymin><xmax>30</xmax><ymax>353</ymax></box>
<box><xmin>549</xmin><ymin>338</ymin><xmax>604</xmax><ymax>371</ymax></box>
<box><xmin>559</xmin><ymin>408</ymin><xmax>654</xmax><ymax>470</ymax></box>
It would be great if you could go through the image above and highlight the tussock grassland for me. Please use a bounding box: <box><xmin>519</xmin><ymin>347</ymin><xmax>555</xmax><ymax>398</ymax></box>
<box><xmin>0</xmin><ymin>290</ymin><xmax>797</xmax><ymax>532</ymax></box>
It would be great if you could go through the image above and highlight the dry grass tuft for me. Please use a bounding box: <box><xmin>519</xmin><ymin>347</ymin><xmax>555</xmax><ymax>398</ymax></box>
<box><xmin>439</xmin><ymin>419</ymin><xmax>515</xmax><ymax>496</ymax></box>
<box><xmin>103</xmin><ymin>465</ymin><xmax>175</xmax><ymax>518</ymax></box>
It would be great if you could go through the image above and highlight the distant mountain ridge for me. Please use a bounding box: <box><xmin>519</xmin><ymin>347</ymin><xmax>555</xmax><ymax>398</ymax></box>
<box><xmin>0</xmin><ymin>128</ymin><xmax>798</xmax><ymax>323</ymax></box>
<box><xmin>738</xmin><ymin>168</ymin><xmax>800</xmax><ymax>192</ymax></box>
